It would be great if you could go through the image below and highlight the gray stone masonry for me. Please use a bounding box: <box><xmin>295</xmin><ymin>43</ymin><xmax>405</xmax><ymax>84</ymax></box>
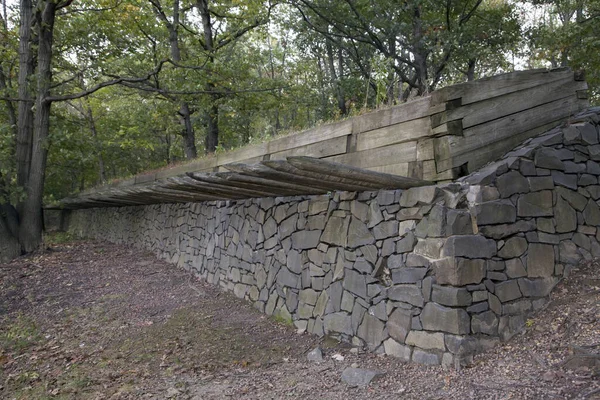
<box><xmin>68</xmin><ymin>108</ymin><xmax>600</xmax><ymax>367</ymax></box>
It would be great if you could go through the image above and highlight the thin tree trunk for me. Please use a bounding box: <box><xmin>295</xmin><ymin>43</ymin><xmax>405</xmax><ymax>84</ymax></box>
<box><xmin>19</xmin><ymin>0</ymin><xmax>56</xmax><ymax>252</ymax></box>
<box><xmin>467</xmin><ymin>58</ymin><xmax>476</xmax><ymax>81</ymax></box>
<box><xmin>197</xmin><ymin>0</ymin><xmax>219</xmax><ymax>153</ymax></box>
<box><xmin>325</xmin><ymin>38</ymin><xmax>346</xmax><ymax>116</ymax></box>
<box><xmin>85</xmin><ymin>105</ymin><xmax>107</xmax><ymax>183</ymax></box>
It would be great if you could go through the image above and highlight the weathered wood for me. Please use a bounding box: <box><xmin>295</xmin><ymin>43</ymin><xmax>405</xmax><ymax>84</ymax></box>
<box><xmin>186</xmin><ymin>172</ymin><xmax>290</xmax><ymax>198</ymax></box>
<box><xmin>216</xmin><ymin>142</ymin><xmax>269</xmax><ymax>166</ymax></box>
<box><xmin>225</xmin><ymin>161</ymin><xmax>374</xmax><ymax>192</ymax></box>
<box><xmin>367</xmin><ymin>163</ymin><xmax>410</xmax><ymax>176</ymax></box>
<box><xmin>431</xmin><ymin>68</ymin><xmax>574</xmax><ymax>106</ymax></box>
<box><xmin>352</xmin><ymin>96</ymin><xmax>431</xmax><ymax>133</ymax></box>
<box><xmin>436</xmin><ymin>119</ymin><xmax>573</xmax><ymax>173</ymax></box>
<box><xmin>154</xmin><ymin>156</ymin><xmax>218</xmax><ymax>180</ymax></box>
<box><xmin>215</xmin><ymin>172</ymin><xmax>326</xmax><ymax>194</ymax></box>
<box><xmin>431</xmin><ymin>78</ymin><xmax>587</xmax><ymax>129</ymax></box>
<box><xmin>326</xmin><ymin>141</ymin><xmax>418</xmax><ymax>169</ymax></box>
<box><xmin>169</xmin><ymin>175</ymin><xmax>269</xmax><ymax>199</ymax></box>
<box><xmin>270</xmin><ymin>135</ymin><xmax>347</xmax><ymax>160</ymax></box>
<box><xmin>355</xmin><ymin>116</ymin><xmax>431</xmax><ymax>151</ymax></box>
<box><xmin>417</xmin><ymin>138</ymin><xmax>435</xmax><ymax>160</ymax></box>
<box><xmin>287</xmin><ymin>156</ymin><xmax>431</xmax><ymax>189</ymax></box>
<box><xmin>267</xmin><ymin>119</ymin><xmax>353</xmax><ymax>154</ymax></box>
<box><xmin>262</xmin><ymin>159</ymin><xmax>380</xmax><ymax>191</ymax></box>
<box><xmin>431</xmin><ymin>120</ymin><xmax>463</xmax><ymax>137</ymax></box>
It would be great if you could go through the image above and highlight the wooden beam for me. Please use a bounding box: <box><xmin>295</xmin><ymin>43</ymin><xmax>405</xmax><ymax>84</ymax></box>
<box><xmin>186</xmin><ymin>172</ymin><xmax>289</xmax><ymax>198</ymax></box>
<box><xmin>287</xmin><ymin>156</ymin><xmax>432</xmax><ymax>189</ymax></box>
<box><xmin>214</xmin><ymin>171</ymin><xmax>326</xmax><ymax>194</ymax></box>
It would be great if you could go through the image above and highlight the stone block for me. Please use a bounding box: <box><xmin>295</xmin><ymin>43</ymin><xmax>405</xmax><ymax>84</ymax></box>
<box><xmin>411</xmin><ymin>349</ymin><xmax>441</xmax><ymax>365</ymax></box>
<box><xmin>559</xmin><ymin>240</ymin><xmax>582</xmax><ymax>265</ymax></box>
<box><xmin>442</xmin><ymin>235</ymin><xmax>497</xmax><ymax>259</ymax></box>
<box><xmin>388</xmin><ymin>308</ymin><xmax>412</xmax><ymax>343</ymax></box>
<box><xmin>494</xmin><ymin>280</ymin><xmax>522</xmax><ymax>302</ymax></box>
<box><xmin>479</xmin><ymin>220</ymin><xmax>536</xmax><ymax>240</ymax></box>
<box><xmin>383</xmin><ymin>338</ymin><xmax>412</xmax><ymax>361</ymax></box>
<box><xmin>489</xmin><ymin>293</ymin><xmax>502</xmax><ymax>314</ymax></box>
<box><xmin>320</xmin><ymin>216</ymin><xmax>349</xmax><ymax>247</ymax></box>
<box><xmin>552</xmin><ymin>171</ymin><xmax>578</xmax><ymax>190</ymax></box>
<box><xmin>534</xmin><ymin>147</ymin><xmax>564</xmax><ymax>170</ymax></box>
<box><xmin>373</xmin><ymin>220</ymin><xmax>399</xmax><ymax>240</ymax></box>
<box><xmin>314</xmin><ymin>291</ymin><xmax>329</xmax><ymax>317</ymax></box>
<box><xmin>433</xmin><ymin>257</ymin><xmax>486</xmax><ymax>286</ymax></box>
<box><xmin>431</xmin><ymin>285</ymin><xmax>473</xmax><ymax>307</ymax></box>
<box><xmin>357</xmin><ymin>313</ymin><xmax>386</xmax><ymax>347</ymax></box>
<box><xmin>324</xmin><ymin>312</ymin><xmax>352</xmax><ymax>335</ymax></box>
<box><xmin>348</xmin><ymin>217</ymin><xmax>375</xmax><ymax>248</ymax></box>
<box><xmin>506</xmin><ymin>258</ymin><xmax>527</xmax><ymax>278</ymax></box>
<box><xmin>517</xmin><ymin>191</ymin><xmax>553</xmax><ymax>217</ymax></box>
<box><xmin>470</xmin><ymin>200</ymin><xmax>516</xmax><ymax>226</ymax></box>
<box><xmin>399</xmin><ymin>186</ymin><xmax>439</xmax><ymax>207</ymax></box>
<box><xmin>405</xmin><ymin>331</ymin><xmax>445</xmax><ymax>350</ymax></box>
<box><xmin>388</xmin><ymin>284</ymin><xmax>424</xmax><ymax>307</ymax></box>
<box><xmin>502</xmin><ymin>299</ymin><xmax>532</xmax><ymax>315</ymax></box>
<box><xmin>414</xmin><ymin>238</ymin><xmax>445</xmax><ymax>258</ymax></box>
<box><xmin>471</xmin><ymin>311</ymin><xmax>499</xmax><ymax>335</ymax></box>
<box><xmin>498</xmin><ymin>237</ymin><xmax>528</xmax><ymax>258</ymax></box>
<box><xmin>421</xmin><ymin>302</ymin><xmax>471</xmax><ymax>335</ymax></box>
<box><xmin>299</xmin><ymin>288</ymin><xmax>319</xmax><ymax>305</ymax></box>
<box><xmin>528</xmin><ymin>176</ymin><xmax>554</xmax><ymax>191</ymax></box>
<box><xmin>497</xmin><ymin>170</ymin><xmax>530</xmax><ymax>198</ymax></box>
<box><xmin>583</xmin><ymin>199</ymin><xmax>600</xmax><ymax>226</ymax></box>
<box><xmin>291</xmin><ymin>230</ymin><xmax>321</xmax><ymax>250</ymax></box>
<box><xmin>391</xmin><ymin>267</ymin><xmax>428</xmax><ymax>284</ymax></box>
<box><xmin>446</xmin><ymin>209</ymin><xmax>473</xmax><ymax>235</ymax></box>
<box><xmin>517</xmin><ymin>277</ymin><xmax>558</xmax><ymax>297</ymax></box>
<box><xmin>527</xmin><ymin>243</ymin><xmax>555</xmax><ymax>277</ymax></box>
<box><xmin>344</xmin><ymin>269</ymin><xmax>367</xmax><ymax>299</ymax></box>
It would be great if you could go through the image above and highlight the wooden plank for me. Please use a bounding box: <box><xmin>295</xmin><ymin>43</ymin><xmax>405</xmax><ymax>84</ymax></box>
<box><xmin>365</xmin><ymin>163</ymin><xmax>410</xmax><ymax>177</ymax></box>
<box><xmin>188</xmin><ymin>172</ymin><xmax>296</xmax><ymax>198</ymax></box>
<box><xmin>355</xmin><ymin>116</ymin><xmax>431</xmax><ymax>151</ymax></box>
<box><xmin>270</xmin><ymin>135</ymin><xmax>348</xmax><ymax>160</ymax></box>
<box><xmin>431</xmin><ymin>68</ymin><xmax>574</xmax><ymax>106</ymax></box>
<box><xmin>287</xmin><ymin>156</ymin><xmax>431</xmax><ymax>189</ymax></box>
<box><xmin>431</xmin><ymin>77</ymin><xmax>587</xmax><ymax>129</ymax></box>
<box><xmin>436</xmin><ymin>119</ymin><xmax>572</xmax><ymax>173</ymax></box>
<box><xmin>216</xmin><ymin>172</ymin><xmax>326</xmax><ymax>194</ymax></box>
<box><xmin>266</xmin><ymin>119</ymin><xmax>353</xmax><ymax>154</ymax></box>
<box><xmin>435</xmin><ymin>95</ymin><xmax>583</xmax><ymax>167</ymax></box>
<box><xmin>352</xmin><ymin>96</ymin><xmax>431</xmax><ymax>133</ymax></box>
<box><xmin>417</xmin><ymin>138</ymin><xmax>434</xmax><ymax>160</ymax></box>
<box><xmin>155</xmin><ymin>156</ymin><xmax>218</xmax><ymax>180</ymax></box>
<box><xmin>261</xmin><ymin>160</ymin><xmax>378</xmax><ymax>191</ymax></box>
<box><xmin>326</xmin><ymin>141</ymin><xmax>418</xmax><ymax>169</ymax></box>
<box><xmin>224</xmin><ymin>162</ymin><xmax>371</xmax><ymax>192</ymax></box>
<box><xmin>215</xmin><ymin>142</ymin><xmax>269</xmax><ymax>166</ymax></box>
<box><xmin>431</xmin><ymin>120</ymin><xmax>463</xmax><ymax>137</ymax></box>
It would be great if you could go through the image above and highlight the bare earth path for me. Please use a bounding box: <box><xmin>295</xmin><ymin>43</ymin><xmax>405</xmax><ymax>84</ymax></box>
<box><xmin>1</xmin><ymin>237</ymin><xmax>598</xmax><ymax>399</ymax></box>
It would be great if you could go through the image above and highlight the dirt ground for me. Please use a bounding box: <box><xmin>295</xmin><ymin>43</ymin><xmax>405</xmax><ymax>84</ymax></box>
<box><xmin>0</xmin><ymin>235</ymin><xmax>598</xmax><ymax>400</ymax></box>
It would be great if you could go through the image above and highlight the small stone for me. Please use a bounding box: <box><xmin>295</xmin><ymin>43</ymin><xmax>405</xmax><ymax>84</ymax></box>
<box><xmin>411</xmin><ymin>349</ymin><xmax>441</xmax><ymax>365</ymax></box>
<box><xmin>307</xmin><ymin>347</ymin><xmax>324</xmax><ymax>362</ymax></box>
<box><xmin>341</xmin><ymin>368</ymin><xmax>385</xmax><ymax>388</ymax></box>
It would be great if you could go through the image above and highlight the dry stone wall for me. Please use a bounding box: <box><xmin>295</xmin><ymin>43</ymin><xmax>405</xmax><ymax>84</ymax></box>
<box><xmin>68</xmin><ymin>108</ymin><xmax>600</xmax><ymax>366</ymax></box>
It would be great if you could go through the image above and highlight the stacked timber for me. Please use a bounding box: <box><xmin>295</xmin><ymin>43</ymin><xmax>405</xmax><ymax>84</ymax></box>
<box><xmin>56</xmin><ymin>157</ymin><xmax>431</xmax><ymax>209</ymax></box>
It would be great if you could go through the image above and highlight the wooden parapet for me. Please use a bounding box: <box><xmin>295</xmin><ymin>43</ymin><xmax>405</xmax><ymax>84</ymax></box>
<box><xmin>53</xmin><ymin>68</ymin><xmax>590</xmax><ymax>209</ymax></box>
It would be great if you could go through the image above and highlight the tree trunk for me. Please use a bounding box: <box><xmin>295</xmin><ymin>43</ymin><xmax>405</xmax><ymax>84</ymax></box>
<box><xmin>86</xmin><ymin>105</ymin><xmax>107</xmax><ymax>183</ymax></box>
<box><xmin>18</xmin><ymin>0</ymin><xmax>56</xmax><ymax>253</ymax></box>
<box><xmin>15</xmin><ymin>0</ymin><xmax>34</xmax><ymax>193</ymax></box>
<box><xmin>467</xmin><ymin>58</ymin><xmax>476</xmax><ymax>81</ymax></box>
<box><xmin>0</xmin><ymin>212</ymin><xmax>21</xmax><ymax>262</ymax></box>
<box><xmin>325</xmin><ymin>37</ymin><xmax>347</xmax><ymax>116</ymax></box>
<box><xmin>205</xmin><ymin>101</ymin><xmax>219</xmax><ymax>153</ymax></box>
<box><xmin>197</xmin><ymin>0</ymin><xmax>220</xmax><ymax>153</ymax></box>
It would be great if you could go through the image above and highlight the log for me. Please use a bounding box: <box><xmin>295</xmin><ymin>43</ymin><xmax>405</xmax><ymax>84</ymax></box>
<box><xmin>286</xmin><ymin>156</ymin><xmax>432</xmax><ymax>189</ymax></box>
<box><xmin>162</xmin><ymin>176</ymin><xmax>246</xmax><ymax>199</ymax></box>
<box><xmin>186</xmin><ymin>172</ymin><xmax>289</xmax><ymax>198</ymax></box>
<box><xmin>214</xmin><ymin>171</ymin><xmax>325</xmax><ymax>194</ymax></box>
<box><xmin>224</xmin><ymin>161</ymin><xmax>372</xmax><ymax>192</ymax></box>
<box><xmin>261</xmin><ymin>160</ymin><xmax>378</xmax><ymax>191</ymax></box>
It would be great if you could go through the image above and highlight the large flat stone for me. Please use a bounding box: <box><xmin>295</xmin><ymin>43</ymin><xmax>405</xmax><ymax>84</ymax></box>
<box><xmin>343</xmin><ymin>269</ymin><xmax>367</xmax><ymax>299</ymax></box>
<box><xmin>497</xmin><ymin>170</ymin><xmax>530</xmax><ymax>198</ymax></box>
<box><xmin>357</xmin><ymin>313</ymin><xmax>386</xmax><ymax>347</ymax></box>
<box><xmin>405</xmin><ymin>331</ymin><xmax>445</xmax><ymax>350</ymax></box>
<box><xmin>446</xmin><ymin>209</ymin><xmax>473</xmax><ymax>235</ymax></box>
<box><xmin>498</xmin><ymin>237</ymin><xmax>528</xmax><ymax>258</ymax></box>
<box><xmin>347</xmin><ymin>217</ymin><xmax>375</xmax><ymax>248</ymax></box>
<box><xmin>291</xmin><ymin>230</ymin><xmax>321</xmax><ymax>250</ymax></box>
<box><xmin>383</xmin><ymin>338</ymin><xmax>412</xmax><ymax>361</ymax></box>
<box><xmin>495</xmin><ymin>279</ymin><xmax>522</xmax><ymax>302</ymax></box>
<box><xmin>433</xmin><ymin>257</ymin><xmax>486</xmax><ymax>286</ymax></box>
<box><xmin>400</xmin><ymin>186</ymin><xmax>439</xmax><ymax>207</ymax></box>
<box><xmin>320</xmin><ymin>216</ymin><xmax>349</xmax><ymax>247</ymax></box>
<box><xmin>479</xmin><ymin>220</ymin><xmax>536</xmax><ymax>240</ymax></box>
<box><xmin>431</xmin><ymin>285</ymin><xmax>472</xmax><ymax>306</ymax></box>
<box><xmin>527</xmin><ymin>243</ymin><xmax>555</xmax><ymax>277</ymax></box>
<box><xmin>442</xmin><ymin>235</ymin><xmax>497</xmax><ymax>259</ymax></box>
<box><xmin>421</xmin><ymin>302</ymin><xmax>471</xmax><ymax>335</ymax></box>
<box><xmin>470</xmin><ymin>200</ymin><xmax>516</xmax><ymax>226</ymax></box>
<box><xmin>583</xmin><ymin>199</ymin><xmax>600</xmax><ymax>226</ymax></box>
<box><xmin>324</xmin><ymin>312</ymin><xmax>352</xmax><ymax>335</ymax></box>
<box><xmin>517</xmin><ymin>191</ymin><xmax>553</xmax><ymax>217</ymax></box>
<box><xmin>471</xmin><ymin>311</ymin><xmax>499</xmax><ymax>335</ymax></box>
<box><xmin>534</xmin><ymin>147</ymin><xmax>564</xmax><ymax>170</ymax></box>
<box><xmin>518</xmin><ymin>277</ymin><xmax>558</xmax><ymax>297</ymax></box>
<box><xmin>388</xmin><ymin>284</ymin><xmax>424</xmax><ymax>307</ymax></box>
<box><xmin>387</xmin><ymin>308</ymin><xmax>412</xmax><ymax>343</ymax></box>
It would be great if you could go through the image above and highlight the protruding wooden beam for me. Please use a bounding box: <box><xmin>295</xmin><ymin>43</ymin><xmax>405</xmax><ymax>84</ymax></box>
<box><xmin>287</xmin><ymin>156</ymin><xmax>432</xmax><ymax>189</ymax></box>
